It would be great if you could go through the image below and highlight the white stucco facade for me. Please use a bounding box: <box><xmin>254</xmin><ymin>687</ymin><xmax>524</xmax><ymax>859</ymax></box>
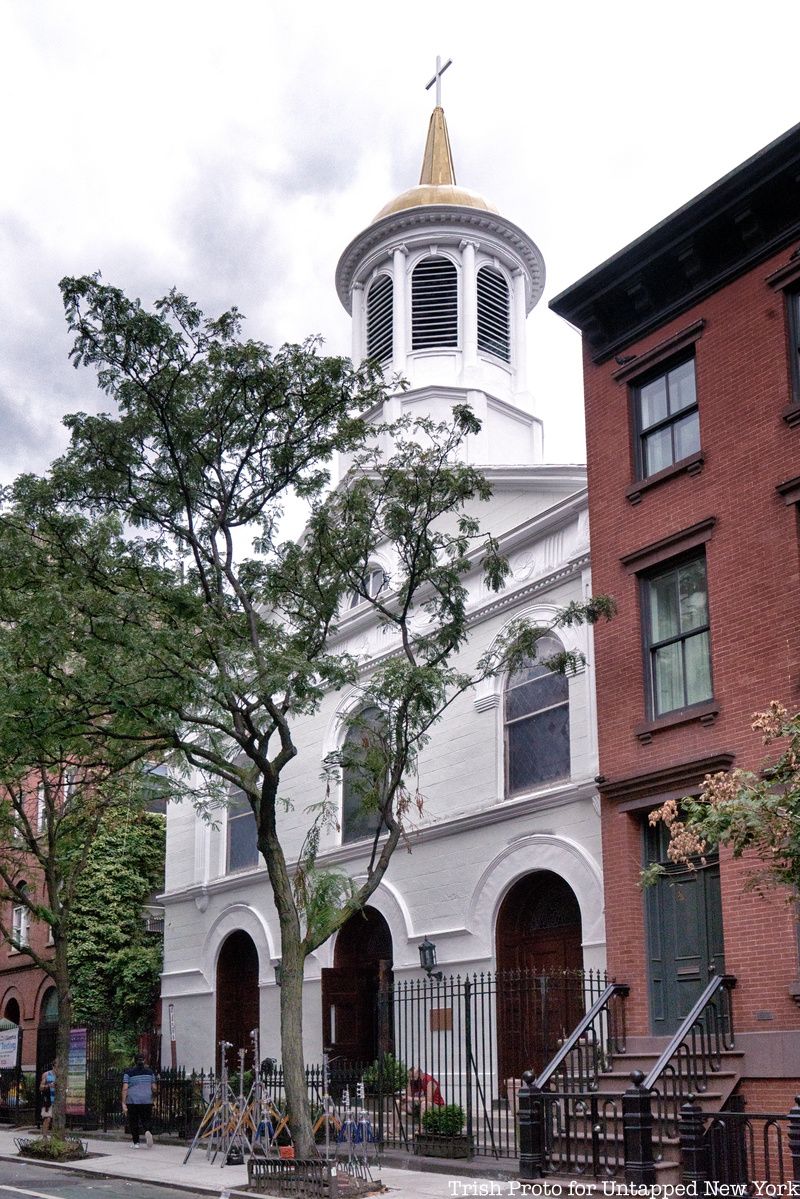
<box><xmin>159</xmin><ymin>105</ymin><xmax>605</xmax><ymax>1070</ymax></box>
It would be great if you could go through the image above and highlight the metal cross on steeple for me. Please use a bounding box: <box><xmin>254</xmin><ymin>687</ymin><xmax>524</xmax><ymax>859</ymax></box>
<box><xmin>425</xmin><ymin>55</ymin><xmax>452</xmax><ymax>108</ymax></box>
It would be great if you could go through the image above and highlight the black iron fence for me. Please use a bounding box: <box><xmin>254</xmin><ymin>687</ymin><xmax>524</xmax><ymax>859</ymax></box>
<box><xmin>679</xmin><ymin>1095</ymin><xmax>800</xmax><ymax>1189</ymax></box>
<box><xmin>88</xmin><ymin>968</ymin><xmax>608</xmax><ymax>1158</ymax></box>
<box><xmin>4</xmin><ymin>969</ymin><xmax>610</xmax><ymax>1160</ymax></box>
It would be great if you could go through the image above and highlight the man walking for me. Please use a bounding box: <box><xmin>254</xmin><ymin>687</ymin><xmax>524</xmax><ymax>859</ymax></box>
<box><xmin>121</xmin><ymin>1053</ymin><xmax>157</xmax><ymax>1149</ymax></box>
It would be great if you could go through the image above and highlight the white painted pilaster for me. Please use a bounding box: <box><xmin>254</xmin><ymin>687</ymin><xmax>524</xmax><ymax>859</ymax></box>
<box><xmin>391</xmin><ymin>245</ymin><xmax>408</xmax><ymax>377</ymax></box>
<box><xmin>513</xmin><ymin>270</ymin><xmax>527</xmax><ymax>393</ymax></box>
<box><xmin>461</xmin><ymin>239</ymin><xmax>478</xmax><ymax>370</ymax></box>
<box><xmin>351</xmin><ymin>282</ymin><xmax>365</xmax><ymax>364</ymax></box>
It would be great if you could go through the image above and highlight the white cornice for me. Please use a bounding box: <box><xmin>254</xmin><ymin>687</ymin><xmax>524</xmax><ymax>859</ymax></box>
<box><xmin>160</xmin><ymin>777</ymin><xmax>599</xmax><ymax>910</ymax></box>
<box><xmin>336</xmin><ymin>206</ymin><xmax>545</xmax><ymax>314</ymax></box>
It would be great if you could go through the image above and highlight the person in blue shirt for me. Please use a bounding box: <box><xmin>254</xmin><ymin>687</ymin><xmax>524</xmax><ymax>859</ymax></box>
<box><xmin>39</xmin><ymin>1063</ymin><xmax>56</xmax><ymax>1136</ymax></box>
<box><xmin>121</xmin><ymin>1054</ymin><xmax>158</xmax><ymax>1149</ymax></box>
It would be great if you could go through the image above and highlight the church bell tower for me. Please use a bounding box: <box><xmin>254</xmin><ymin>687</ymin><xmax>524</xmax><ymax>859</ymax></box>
<box><xmin>335</xmin><ymin>62</ymin><xmax>547</xmax><ymax>469</ymax></box>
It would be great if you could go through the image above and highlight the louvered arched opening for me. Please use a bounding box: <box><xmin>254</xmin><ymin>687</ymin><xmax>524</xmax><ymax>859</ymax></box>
<box><xmin>411</xmin><ymin>256</ymin><xmax>458</xmax><ymax>350</ymax></box>
<box><xmin>477</xmin><ymin>266</ymin><xmax>510</xmax><ymax>362</ymax></box>
<box><xmin>366</xmin><ymin>274</ymin><xmax>393</xmax><ymax>363</ymax></box>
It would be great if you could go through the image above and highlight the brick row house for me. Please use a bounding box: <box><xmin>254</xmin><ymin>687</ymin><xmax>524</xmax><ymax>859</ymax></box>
<box><xmin>0</xmin><ymin>783</ymin><xmax>60</xmax><ymax>1080</ymax></box>
<box><xmin>550</xmin><ymin>121</ymin><xmax>800</xmax><ymax>1128</ymax></box>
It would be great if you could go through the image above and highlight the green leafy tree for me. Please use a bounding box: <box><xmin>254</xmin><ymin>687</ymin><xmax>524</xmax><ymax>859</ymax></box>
<box><xmin>644</xmin><ymin>701</ymin><xmax>800</xmax><ymax>894</ymax></box>
<box><xmin>69</xmin><ymin>807</ymin><xmax>165</xmax><ymax>1041</ymax></box>
<box><xmin>26</xmin><ymin>274</ymin><xmax>613</xmax><ymax>1155</ymax></box>
<box><xmin>0</xmin><ymin>510</ymin><xmax>177</xmax><ymax>1138</ymax></box>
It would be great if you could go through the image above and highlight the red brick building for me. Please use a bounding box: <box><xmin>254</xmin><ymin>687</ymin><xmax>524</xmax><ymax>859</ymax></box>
<box><xmin>0</xmin><ymin>924</ymin><xmax>57</xmax><ymax>1074</ymax></box>
<box><xmin>1</xmin><ymin>787</ymin><xmax>58</xmax><ymax>1074</ymax></box>
<box><xmin>551</xmin><ymin>122</ymin><xmax>800</xmax><ymax>1113</ymax></box>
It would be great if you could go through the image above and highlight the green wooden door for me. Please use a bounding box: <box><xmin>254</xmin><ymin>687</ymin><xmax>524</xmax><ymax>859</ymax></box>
<box><xmin>644</xmin><ymin>818</ymin><xmax>725</xmax><ymax>1033</ymax></box>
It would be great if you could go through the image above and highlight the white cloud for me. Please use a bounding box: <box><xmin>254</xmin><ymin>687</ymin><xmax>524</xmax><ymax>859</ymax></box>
<box><xmin>0</xmin><ymin>0</ymin><xmax>798</xmax><ymax>479</ymax></box>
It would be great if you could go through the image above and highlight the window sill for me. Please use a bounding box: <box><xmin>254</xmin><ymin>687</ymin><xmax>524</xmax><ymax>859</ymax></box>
<box><xmin>634</xmin><ymin>701</ymin><xmax>719</xmax><ymax>745</ymax></box>
<box><xmin>782</xmin><ymin>403</ymin><xmax>800</xmax><ymax>429</ymax></box>
<box><xmin>626</xmin><ymin>450</ymin><xmax>705</xmax><ymax>505</ymax></box>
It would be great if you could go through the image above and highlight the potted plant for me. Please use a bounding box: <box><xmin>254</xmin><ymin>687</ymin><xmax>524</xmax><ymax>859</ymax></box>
<box><xmin>362</xmin><ymin>1053</ymin><xmax>408</xmax><ymax>1096</ymax></box>
<box><xmin>414</xmin><ymin>1104</ymin><xmax>472</xmax><ymax>1159</ymax></box>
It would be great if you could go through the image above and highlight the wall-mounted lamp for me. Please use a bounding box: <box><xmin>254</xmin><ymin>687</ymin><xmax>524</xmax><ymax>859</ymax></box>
<box><xmin>274</xmin><ymin>961</ymin><xmax>283</xmax><ymax>987</ymax></box>
<box><xmin>419</xmin><ymin>936</ymin><xmax>443</xmax><ymax>982</ymax></box>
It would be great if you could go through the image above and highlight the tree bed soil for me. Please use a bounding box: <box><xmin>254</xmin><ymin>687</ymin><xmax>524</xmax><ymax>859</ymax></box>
<box><xmin>14</xmin><ymin>1135</ymin><xmax>91</xmax><ymax>1161</ymax></box>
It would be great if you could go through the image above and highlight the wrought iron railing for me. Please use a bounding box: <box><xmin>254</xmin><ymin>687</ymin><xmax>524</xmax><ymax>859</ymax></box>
<box><xmin>519</xmin><ymin>982</ymin><xmax>629</xmax><ymax>1180</ymax></box>
<box><xmin>678</xmin><ymin>1094</ymin><xmax>800</xmax><ymax>1186</ymax></box>
<box><xmin>644</xmin><ymin>973</ymin><xmax>736</xmax><ymax>1143</ymax></box>
<box><xmin>534</xmin><ymin>981</ymin><xmax>630</xmax><ymax>1094</ymax></box>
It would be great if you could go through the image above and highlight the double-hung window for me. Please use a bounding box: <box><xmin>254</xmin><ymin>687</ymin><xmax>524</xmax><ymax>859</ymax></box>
<box><xmin>643</xmin><ymin>553</ymin><xmax>712</xmax><ymax>717</ymax></box>
<box><xmin>789</xmin><ymin>289</ymin><xmax>800</xmax><ymax>407</ymax></box>
<box><xmin>11</xmin><ymin>891</ymin><xmax>29</xmax><ymax>950</ymax></box>
<box><xmin>635</xmin><ymin>358</ymin><xmax>699</xmax><ymax>478</ymax></box>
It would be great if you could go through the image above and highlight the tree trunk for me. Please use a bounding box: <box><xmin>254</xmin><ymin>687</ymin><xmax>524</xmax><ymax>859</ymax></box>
<box><xmin>279</xmin><ymin>936</ymin><xmax>315</xmax><ymax>1158</ymax></box>
<box><xmin>52</xmin><ymin>946</ymin><xmax>73</xmax><ymax>1140</ymax></box>
<box><xmin>259</xmin><ymin>797</ymin><xmax>317</xmax><ymax>1159</ymax></box>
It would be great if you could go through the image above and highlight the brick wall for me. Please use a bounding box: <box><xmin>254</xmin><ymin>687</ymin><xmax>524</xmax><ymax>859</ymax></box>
<box><xmin>585</xmin><ymin>242</ymin><xmax>800</xmax><ymax>1041</ymax></box>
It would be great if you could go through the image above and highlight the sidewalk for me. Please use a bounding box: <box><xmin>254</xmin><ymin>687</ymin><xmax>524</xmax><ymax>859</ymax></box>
<box><xmin>0</xmin><ymin>1127</ymin><xmax>548</xmax><ymax>1198</ymax></box>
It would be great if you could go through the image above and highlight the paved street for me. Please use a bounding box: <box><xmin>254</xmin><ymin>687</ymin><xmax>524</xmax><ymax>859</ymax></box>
<box><xmin>0</xmin><ymin>1157</ymin><xmax>209</xmax><ymax>1199</ymax></box>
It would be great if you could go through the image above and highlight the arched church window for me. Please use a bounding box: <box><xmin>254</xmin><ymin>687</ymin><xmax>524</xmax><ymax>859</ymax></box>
<box><xmin>477</xmin><ymin>266</ymin><xmax>510</xmax><ymax>362</ymax></box>
<box><xmin>505</xmin><ymin>634</ymin><xmax>570</xmax><ymax>796</ymax></box>
<box><xmin>226</xmin><ymin>788</ymin><xmax>259</xmax><ymax>873</ymax></box>
<box><xmin>40</xmin><ymin>987</ymin><xmax>58</xmax><ymax>1026</ymax></box>
<box><xmin>348</xmin><ymin>565</ymin><xmax>387</xmax><ymax>610</ymax></box>
<box><xmin>366</xmin><ymin>275</ymin><xmax>393</xmax><ymax>363</ymax></box>
<box><xmin>341</xmin><ymin>707</ymin><xmax>388</xmax><ymax>845</ymax></box>
<box><xmin>412</xmin><ymin>256</ymin><xmax>458</xmax><ymax>350</ymax></box>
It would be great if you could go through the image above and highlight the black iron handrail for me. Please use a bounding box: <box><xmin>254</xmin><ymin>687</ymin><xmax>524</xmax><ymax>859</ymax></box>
<box><xmin>644</xmin><ymin>973</ymin><xmax>736</xmax><ymax>1146</ymax></box>
<box><xmin>533</xmin><ymin>982</ymin><xmax>630</xmax><ymax>1093</ymax></box>
<box><xmin>643</xmin><ymin>973</ymin><xmax>736</xmax><ymax>1092</ymax></box>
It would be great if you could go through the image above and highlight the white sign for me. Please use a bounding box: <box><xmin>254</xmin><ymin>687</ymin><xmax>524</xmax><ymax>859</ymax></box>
<box><xmin>0</xmin><ymin>1026</ymin><xmax>19</xmax><ymax>1069</ymax></box>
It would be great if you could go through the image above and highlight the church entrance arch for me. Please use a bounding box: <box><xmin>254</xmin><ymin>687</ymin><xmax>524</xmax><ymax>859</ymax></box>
<box><xmin>321</xmin><ymin>906</ymin><xmax>393</xmax><ymax>1065</ymax></box>
<box><xmin>495</xmin><ymin>871</ymin><xmax>583</xmax><ymax>1080</ymax></box>
<box><xmin>216</xmin><ymin>930</ymin><xmax>259</xmax><ymax>1070</ymax></box>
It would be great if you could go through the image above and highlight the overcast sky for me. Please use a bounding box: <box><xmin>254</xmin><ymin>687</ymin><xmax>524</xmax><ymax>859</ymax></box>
<box><xmin>1</xmin><ymin>0</ymin><xmax>799</xmax><ymax>487</ymax></box>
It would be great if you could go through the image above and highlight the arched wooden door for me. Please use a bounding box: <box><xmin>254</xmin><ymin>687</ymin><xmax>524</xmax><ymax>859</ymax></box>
<box><xmin>321</xmin><ymin>906</ymin><xmax>393</xmax><ymax>1065</ymax></box>
<box><xmin>496</xmin><ymin>871</ymin><xmax>583</xmax><ymax>1080</ymax></box>
<box><xmin>216</xmin><ymin>930</ymin><xmax>259</xmax><ymax>1071</ymax></box>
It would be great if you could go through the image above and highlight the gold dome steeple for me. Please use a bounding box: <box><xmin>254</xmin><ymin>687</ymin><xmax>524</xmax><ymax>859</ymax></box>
<box><xmin>372</xmin><ymin>104</ymin><xmax>497</xmax><ymax>223</ymax></box>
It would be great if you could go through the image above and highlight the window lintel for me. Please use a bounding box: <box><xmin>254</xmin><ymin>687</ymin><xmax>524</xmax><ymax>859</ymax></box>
<box><xmin>765</xmin><ymin>253</ymin><xmax>800</xmax><ymax>292</ymax></box>
<box><xmin>620</xmin><ymin>517</ymin><xmax>716</xmax><ymax>575</ymax></box>
<box><xmin>613</xmin><ymin>319</ymin><xmax>706</xmax><ymax>384</ymax></box>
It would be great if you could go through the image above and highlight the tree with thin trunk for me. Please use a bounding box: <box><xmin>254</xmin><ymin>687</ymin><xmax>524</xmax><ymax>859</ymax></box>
<box><xmin>29</xmin><ymin>274</ymin><xmax>612</xmax><ymax>1155</ymax></box>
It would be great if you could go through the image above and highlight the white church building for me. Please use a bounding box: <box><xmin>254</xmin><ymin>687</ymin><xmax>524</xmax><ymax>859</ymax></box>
<box><xmin>159</xmin><ymin>95</ymin><xmax>606</xmax><ymax>1093</ymax></box>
